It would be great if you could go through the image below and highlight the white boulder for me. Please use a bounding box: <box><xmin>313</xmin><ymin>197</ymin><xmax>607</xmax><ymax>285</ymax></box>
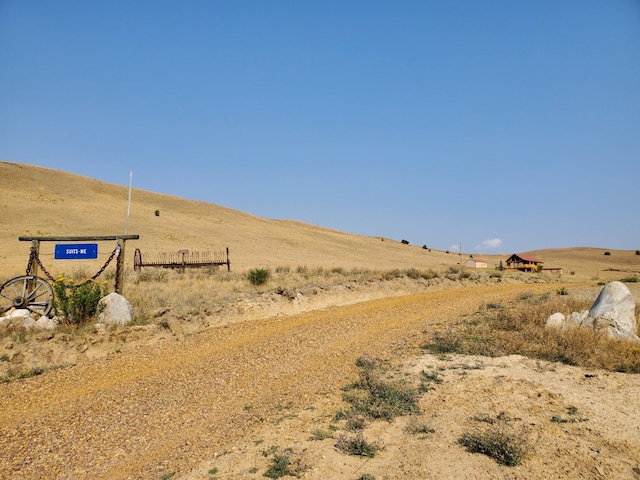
<box><xmin>546</xmin><ymin>281</ymin><xmax>640</xmax><ymax>343</ymax></box>
<box><xmin>545</xmin><ymin>312</ymin><xmax>565</xmax><ymax>328</ymax></box>
<box><xmin>5</xmin><ymin>308</ymin><xmax>32</xmax><ymax>319</ymax></box>
<box><xmin>35</xmin><ymin>315</ymin><xmax>57</xmax><ymax>330</ymax></box>
<box><xmin>0</xmin><ymin>309</ymin><xmax>36</xmax><ymax>329</ymax></box>
<box><xmin>589</xmin><ymin>281</ymin><xmax>639</xmax><ymax>341</ymax></box>
<box><xmin>97</xmin><ymin>293</ymin><xmax>134</xmax><ymax>327</ymax></box>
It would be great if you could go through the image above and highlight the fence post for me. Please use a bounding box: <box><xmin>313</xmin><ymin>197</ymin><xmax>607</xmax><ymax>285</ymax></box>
<box><xmin>115</xmin><ymin>237</ymin><xmax>126</xmax><ymax>294</ymax></box>
<box><xmin>30</xmin><ymin>239</ymin><xmax>40</xmax><ymax>277</ymax></box>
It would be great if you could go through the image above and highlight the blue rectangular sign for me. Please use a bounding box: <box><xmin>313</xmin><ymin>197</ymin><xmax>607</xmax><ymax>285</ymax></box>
<box><xmin>55</xmin><ymin>243</ymin><xmax>99</xmax><ymax>260</ymax></box>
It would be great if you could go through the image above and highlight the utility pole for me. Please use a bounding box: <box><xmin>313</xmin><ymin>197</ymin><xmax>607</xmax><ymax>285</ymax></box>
<box><xmin>125</xmin><ymin>171</ymin><xmax>133</xmax><ymax>234</ymax></box>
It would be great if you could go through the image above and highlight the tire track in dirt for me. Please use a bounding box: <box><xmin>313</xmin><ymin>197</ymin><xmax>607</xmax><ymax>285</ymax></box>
<box><xmin>0</xmin><ymin>283</ymin><xmax>556</xmax><ymax>479</ymax></box>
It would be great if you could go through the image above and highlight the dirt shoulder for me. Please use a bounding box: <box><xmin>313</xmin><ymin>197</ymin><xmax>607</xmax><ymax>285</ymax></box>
<box><xmin>1</xmin><ymin>282</ymin><xmax>639</xmax><ymax>480</ymax></box>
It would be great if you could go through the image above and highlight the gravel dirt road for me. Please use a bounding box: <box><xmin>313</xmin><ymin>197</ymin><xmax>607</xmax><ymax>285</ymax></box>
<box><xmin>2</xmin><ymin>283</ymin><xmax>639</xmax><ymax>480</ymax></box>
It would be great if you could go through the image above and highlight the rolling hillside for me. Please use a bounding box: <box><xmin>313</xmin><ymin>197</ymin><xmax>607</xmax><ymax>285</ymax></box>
<box><xmin>1</xmin><ymin>161</ymin><xmax>637</xmax><ymax>281</ymax></box>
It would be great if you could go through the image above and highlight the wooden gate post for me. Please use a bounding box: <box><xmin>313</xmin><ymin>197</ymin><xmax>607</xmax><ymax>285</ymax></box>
<box><xmin>29</xmin><ymin>239</ymin><xmax>40</xmax><ymax>277</ymax></box>
<box><xmin>116</xmin><ymin>237</ymin><xmax>126</xmax><ymax>294</ymax></box>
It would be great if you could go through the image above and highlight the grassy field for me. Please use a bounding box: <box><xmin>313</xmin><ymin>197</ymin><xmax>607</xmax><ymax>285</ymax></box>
<box><xmin>2</xmin><ymin>160</ymin><xmax>639</xmax><ymax>335</ymax></box>
<box><xmin>2</xmin><ymin>161</ymin><xmax>638</xmax><ymax>284</ymax></box>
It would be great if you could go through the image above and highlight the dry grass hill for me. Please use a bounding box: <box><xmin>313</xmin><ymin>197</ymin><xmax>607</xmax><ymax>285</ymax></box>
<box><xmin>1</xmin><ymin>161</ymin><xmax>638</xmax><ymax>283</ymax></box>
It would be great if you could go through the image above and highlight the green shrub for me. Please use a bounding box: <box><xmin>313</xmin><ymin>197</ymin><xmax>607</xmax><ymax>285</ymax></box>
<box><xmin>342</xmin><ymin>356</ymin><xmax>420</xmax><ymax>421</ymax></box>
<box><xmin>636</xmin><ymin>250</ymin><xmax>640</xmax><ymax>256</ymax></box>
<box><xmin>154</xmin><ymin>209</ymin><xmax>160</xmax><ymax>216</ymax></box>
<box><xmin>52</xmin><ymin>278</ymin><xmax>109</xmax><ymax>326</ymax></box>
<box><xmin>247</xmin><ymin>268</ymin><xmax>270</xmax><ymax>286</ymax></box>
<box><xmin>604</xmin><ymin>251</ymin><xmax>611</xmax><ymax>256</ymax></box>
<box><xmin>401</xmin><ymin>239</ymin><xmax>410</xmax><ymax>245</ymax></box>
<box><xmin>458</xmin><ymin>421</ymin><xmax>531</xmax><ymax>466</ymax></box>
<box><xmin>621</xmin><ymin>276</ymin><xmax>640</xmax><ymax>283</ymax></box>
<box><xmin>263</xmin><ymin>448</ymin><xmax>310</xmax><ymax>478</ymax></box>
<box><xmin>334</xmin><ymin>432</ymin><xmax>380</xmax><ymax>457</ymax></box>
<box><xmin>263</xmin><ymin>451</ymin><xmax>291</xmax><ymax>478</ymax></box>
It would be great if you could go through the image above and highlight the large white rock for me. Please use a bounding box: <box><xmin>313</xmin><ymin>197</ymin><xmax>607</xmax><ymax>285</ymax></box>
<box><xmin>546</xmin><ymin>281</ymin><xmax>639</xmax><ymax>343</ymax></box>
<box><xmin>97</xmin><ymin>293</ymin><xmax>134</xmax><ymax>327</ymax></box>
<box><xmin>588</xmin><ymin>281</ymin><xmax>639</xmax><ymax>342</ymax></box>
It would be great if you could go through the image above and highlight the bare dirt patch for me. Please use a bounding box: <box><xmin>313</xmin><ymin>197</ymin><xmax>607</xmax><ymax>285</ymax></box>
<box><xmin>184</xmin><ymin>354</ymin><xmax>640</xmax><ymax>480</ymax></box>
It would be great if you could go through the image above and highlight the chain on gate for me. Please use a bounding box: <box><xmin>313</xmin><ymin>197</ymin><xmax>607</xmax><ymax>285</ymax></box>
<box><xmin>26</xmin><ymin>245</ymin><xmax>121</xmax><ymax>288</ymax></box>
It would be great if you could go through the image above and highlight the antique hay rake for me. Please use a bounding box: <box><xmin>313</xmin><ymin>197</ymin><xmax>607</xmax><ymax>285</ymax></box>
<box><xmin>133</xmin><ymin>248</ymin><xmax>230</xmax><ymax>272</ymax></box>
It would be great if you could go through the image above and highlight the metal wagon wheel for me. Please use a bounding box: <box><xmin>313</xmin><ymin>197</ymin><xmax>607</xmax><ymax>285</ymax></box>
<box><xmin>0</xmin><ymin>275</ymin><xmax>54</xmax><ymax>316</ymax></box>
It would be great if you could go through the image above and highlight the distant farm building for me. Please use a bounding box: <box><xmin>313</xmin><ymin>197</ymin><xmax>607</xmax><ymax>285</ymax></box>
<box><xmin>465</xmin><ymin>258</ymin><xmax>488</xmax><ymax>269</ymax></box>
<box><xmin>505</xmin><ymin>253</ymin><xmax>543</xmax><ymax>272</ymax></box>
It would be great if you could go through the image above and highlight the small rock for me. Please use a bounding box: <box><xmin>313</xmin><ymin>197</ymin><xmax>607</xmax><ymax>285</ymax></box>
<box><xmin>546</xmin><ymin>312</ymin><xmax>565</xmax><ymax>328</ymax></box>
<box><xmin>10</xmin><ymin>351</ymin><xmax>24</xmax><ymax>364</ymax></box>
<box><xmin>6</xmin><ymin>308</ymin><xmax>30</xmax><ymax>319</ymax></box>
<box><xmin>35</xmin><ymin>316</ymin><xmax>57</xmax><ymax>331</ymax></box>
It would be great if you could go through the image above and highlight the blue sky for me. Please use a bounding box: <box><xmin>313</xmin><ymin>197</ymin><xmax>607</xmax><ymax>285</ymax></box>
<box><xmin>1</xmin><ymin>1</ymin><xmax>639</xmax><ymax>253</ymax></box>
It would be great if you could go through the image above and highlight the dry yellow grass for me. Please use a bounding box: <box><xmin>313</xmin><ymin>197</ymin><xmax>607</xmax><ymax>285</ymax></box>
<box><xmin>2</xmin><ymin>161</ymin><xmax>637</xmax><ymax>285</ymax></box>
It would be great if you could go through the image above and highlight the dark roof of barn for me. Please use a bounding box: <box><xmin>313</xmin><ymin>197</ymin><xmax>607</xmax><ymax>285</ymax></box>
<box><xmin>507</xmin><ymin>253</ymin><xmax>542</xmax><ymax>263</ymax></box>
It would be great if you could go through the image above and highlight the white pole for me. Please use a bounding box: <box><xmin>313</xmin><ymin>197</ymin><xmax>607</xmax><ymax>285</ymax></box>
<box><xmin>125</xmin><ymin>171</ymin><xmax>133</xmax><ymax>234</ymax></box>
